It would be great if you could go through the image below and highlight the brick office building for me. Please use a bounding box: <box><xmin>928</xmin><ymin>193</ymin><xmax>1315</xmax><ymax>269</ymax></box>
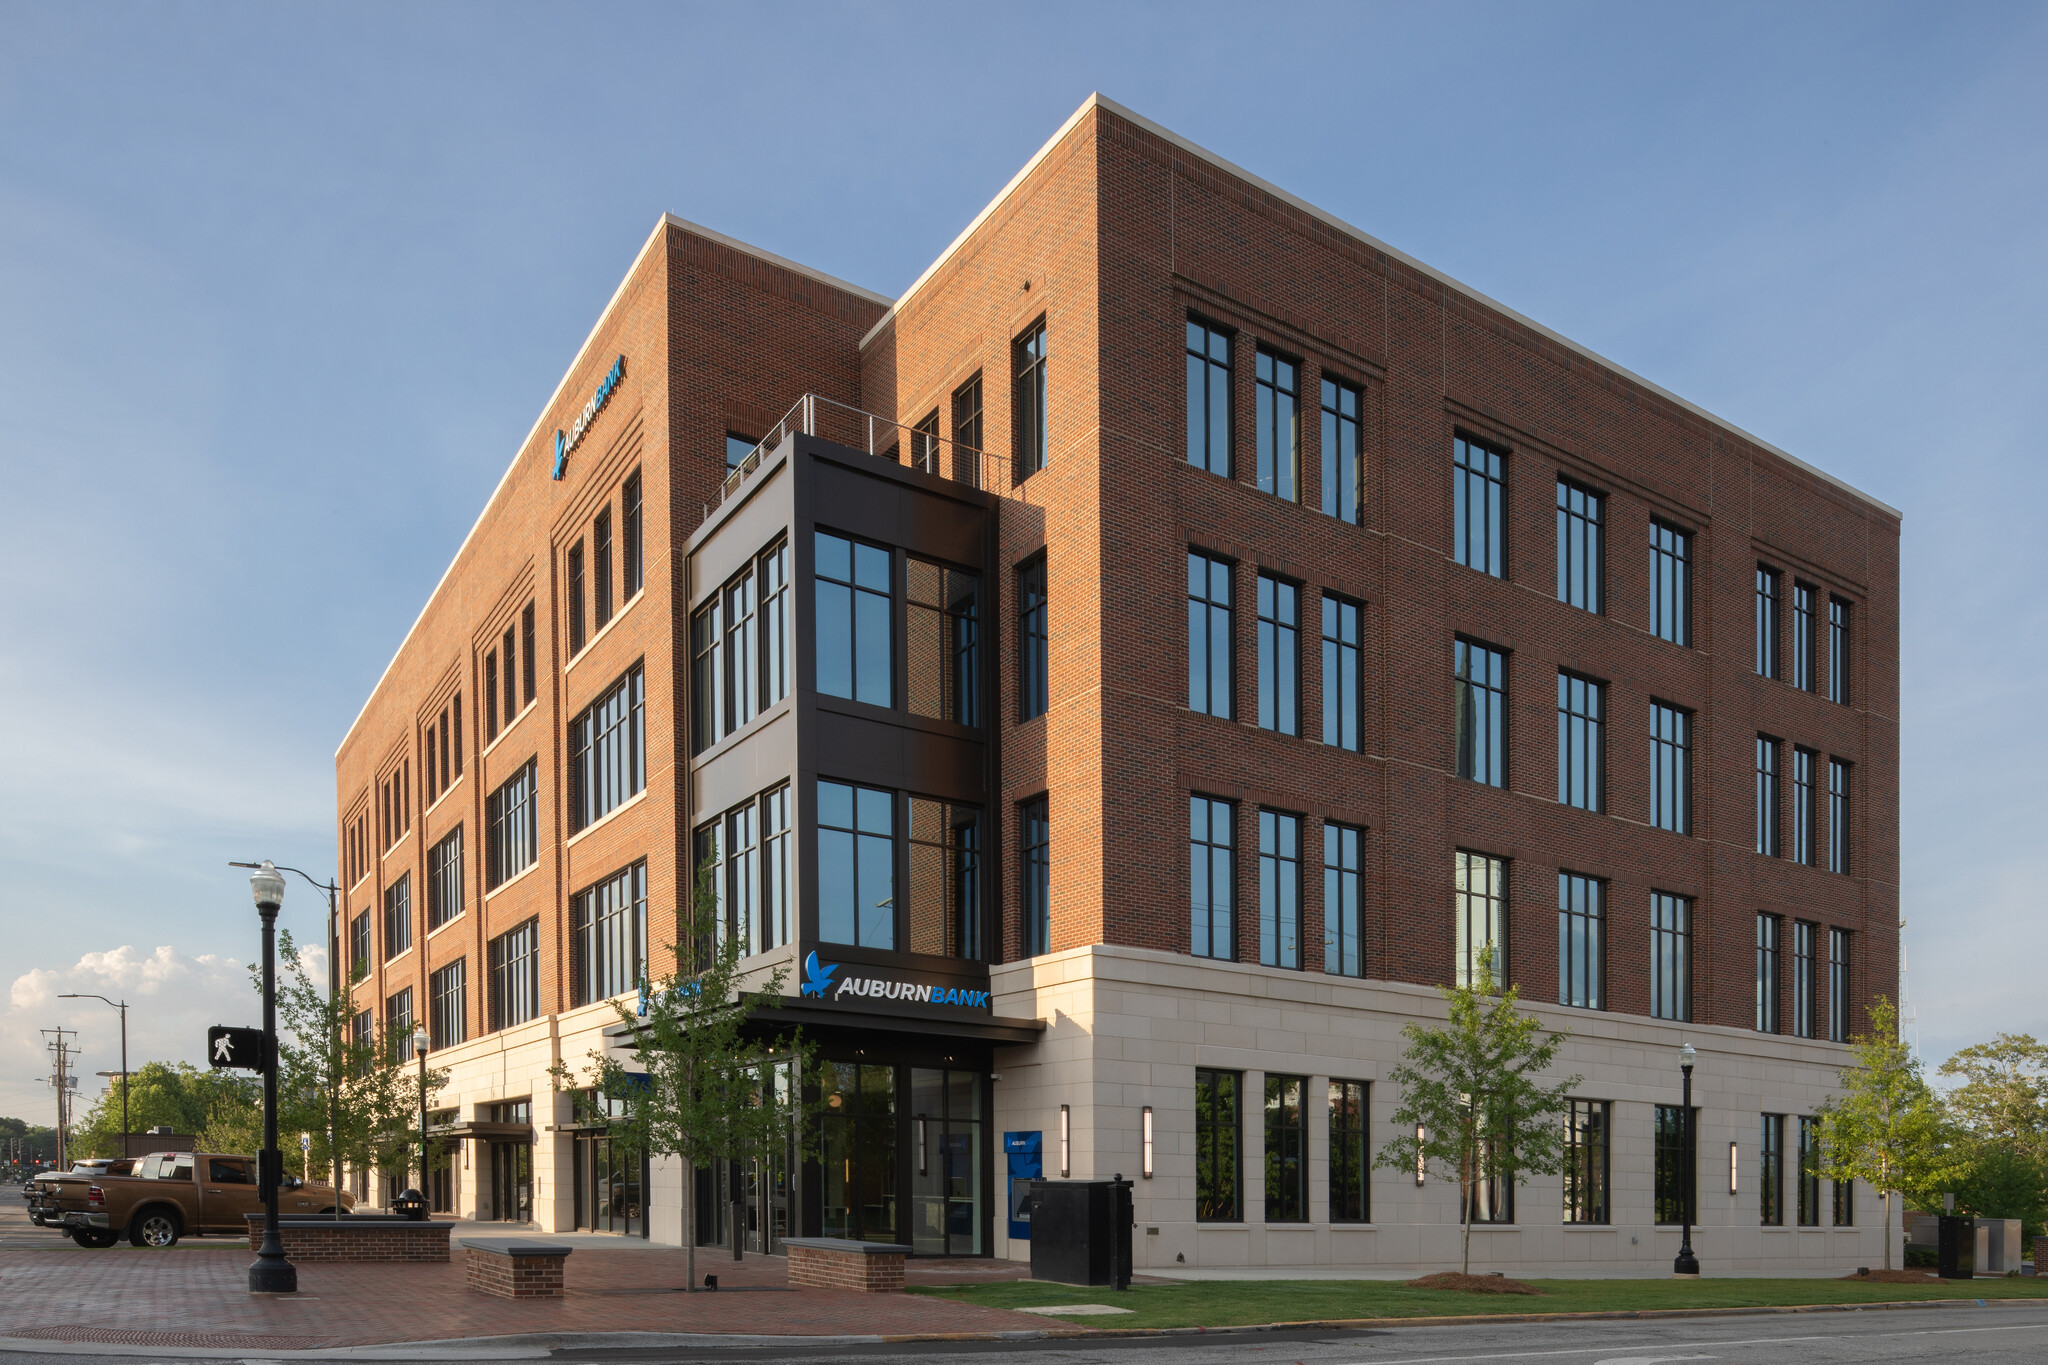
<box><xmin>335</xmin><ymin>95</ymin><xmax>1898</xmax><ymax>1274</ymax></box>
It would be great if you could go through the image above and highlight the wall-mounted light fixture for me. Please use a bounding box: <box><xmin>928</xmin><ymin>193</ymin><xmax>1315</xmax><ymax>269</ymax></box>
<box><xmin>1729</xmin><ymin>1140</ymin><xmax>1739</xmax><ymax>1196</ymax></box>
<box><xmin>1415</xmin><ymin>1125</ymin><xmax>1427</xmax><ymax>1186</ymax></box>
<box><xmin>1059</xmin><ymin>1104</ymin><xmax>1071</xmax><ymax>1178</ymax></box>
<box><xmin>917</xmin><ymin>1117</ymin><xmax>928</xmax><ymax>1176</ymax></box>
<box><xmin>1141</xmin><ymin>1106</ymin><xmax>1154</xmax><ymax>1179</ymax></box>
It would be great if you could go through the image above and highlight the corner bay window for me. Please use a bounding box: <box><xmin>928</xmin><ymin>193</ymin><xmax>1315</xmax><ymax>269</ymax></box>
<box><xmin>485</xmin><ymin>759</ymin><xmax>538</xmax><ymax>890</ymax></box>
<box><xmin>814</xmin><ymin>779</ymin><xmax>981</xmax><ymax>960</ymax></box>
<box><xmin>817</xmin><ymin>780</ymin><xmax>894</xmax><ymax>950</ymax></box>
<box><xmin>1195</xmin><ymin>1068</ymin><xmax>1240</xmax><ymax>1222</ymax></box>
<box><xmin>570</xmin><ymin>664</ymin><xmax>645</xmax><ymax>832</ymax></box>
<box><xmin>814</xmin><ymin>531</ymin><xmax>892</xmax><ymax>708</ymax></box>
<box><xmin>905</xmin><ymin>557</ymin><xmax>980</xmax><ymax>726</ymax></box>
<box><xmin>571</xmin><ymin>860</ymin><xmax>648</xmax><ymax>1007</ymax></box>
<box><xmin>695</xmin><ymin>540</ymin><xmax>792</xmax><ymax>751</ymax></box>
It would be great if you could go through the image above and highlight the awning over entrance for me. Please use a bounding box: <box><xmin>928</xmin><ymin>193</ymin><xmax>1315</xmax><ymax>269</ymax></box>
<box><xmin>424</xmin><ymin>1120</ymin><xmax>533</xmax><ymax>1143</ymax></box>
<box><xmin>604</xmin><ymin>998</ymin><xmax>1045</xmax><ymax>1049</ymax></box>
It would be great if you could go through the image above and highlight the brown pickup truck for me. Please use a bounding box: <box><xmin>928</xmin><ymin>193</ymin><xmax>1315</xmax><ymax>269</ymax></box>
<box><xmin>32</xmin><ymin>1151</ymin><xmax>354</xmax><ymax>1247</ymax></box>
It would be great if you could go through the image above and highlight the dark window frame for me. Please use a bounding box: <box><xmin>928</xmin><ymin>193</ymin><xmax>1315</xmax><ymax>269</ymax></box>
<box><xmin>1263</xmin><ymin>1073</ymin><xmax>1308</xmax><ymax>1223</ymax></box>
<box><xmin>1565</xmin><ymin>1099</ymin><xmax>1611</xmax><ymax>1224</ymax></box>
<box><xmin>1453</xmin><ymin>434</ymin><xmax>1506</xmax><ymax>577</ymax></box>
<box><xmin>1256</xmin><ymin>573</ymin><xmax>1300</xmax><ymax>736</ymax></box>
<box><xmin>1013</xmin><ymin>320</ymin><xmax>1048</xmax><ymax>482</ymax></box>
<box><xmin>1254</xmin><ymin>347</ymin><xmax>1300</xmax><ymax>502</ymax></box>
<box><xmin>1649</xmin><ymin>701</ymin><xmax>1691</xmax><ymax>834</ymax></box>
<box><xmin>1650</xmin><ymin>891</ymin><xmax>1691</xmax><ymax>1022</ymax></box>
<box><xmin>1195</xmin><ymin>1068</ymin><xmax>1241</xmax><ymax>1223</ymax></box>
<box><xmin>1321</xmin><ymin>593</ymin><xmax>1363</xmax><ymax>752</ymax></box>
<box><xmin>1190</xmin><ymin>794</ymin><xmax>1235</xmax><ymax>961</ymax></box>
<box><xmin>1323</xmin><ymin>821</ymin><xmax>1364</xmax><ymax>978</ymax></box>
<box><xmin>1017</xmin><ymin>556</ymin><xmax>1048</xmax><ymax>722</ymax></box>
<box><xmin>1558</xmin><ymin>871</ymin><xmax>1604</xmax><ymax>1010</ymax></box>
<box><xmin>1187</xmin><ymin>551</ymin><xmax>1234</xmax><ymax>719</ymax></box>
<box><xmin>1185</xmin><ymin>317</ymin><xmax>1233</xmax><ymax>478</ymax></box>
<box><xmin>1649</xmin><ymin>519</ymin><xmax>1691</xmax><ymax>647</ymax></box>
<box><xmin>1257</xmin><ymin>809</ymin><xmax>1302</xmax><ymax>970</ymax></box>
<box><xmin>1320</xmin><ymin>375</ymin><xmax>1362</xmax><ymax>525</ymax></box>
<box><xmin>1557</xmin><ymin>671</ymin><xmax>1604</xmax><ymax>811</ymax></box>
<box><xmin>1455</xmin><ymin>638</ymin><xmax>1508</xmax><ymax>787</ymax></box>
<box><xmin>1556</xmin><ymin>478</ymin><xmax>1604</xmax><ymax>613</ymax></box>
<box><xmin>1021</xmin><ymin>796</ymin><xmax>1050</xmax><ymax>957</ymax></box>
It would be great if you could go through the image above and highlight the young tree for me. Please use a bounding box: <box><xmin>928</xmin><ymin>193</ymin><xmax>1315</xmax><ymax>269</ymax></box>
<box><xmin>1373</xmin><ymin>946</ymin><xmax>1582</xmax><ymax>1275</ymax></box>
<box><xmin>1816</xmin><ymin>997</ymin><xmax>1958</xmax><ymax>1269</ymax></box>
<box><xmin>575</xmin><ymin>858</ymin><xmax>819</xmax><ymax>1291</ymax></box>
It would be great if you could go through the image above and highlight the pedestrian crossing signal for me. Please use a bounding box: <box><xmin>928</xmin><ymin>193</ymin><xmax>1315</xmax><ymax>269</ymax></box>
<box><xmin>207</xmin><ymin>1026</ymin><xmax>268</xmax><ymax>1073</ymax></box>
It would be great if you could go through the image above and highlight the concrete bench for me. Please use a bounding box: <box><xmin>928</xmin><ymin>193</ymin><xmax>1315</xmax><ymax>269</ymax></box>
<box><xmin>782</xmin><ymin>1236</ymin><xmax>906</xmax><ymax>1293</ymax></box>
<box><xmin>463</xmin><ymin>1238</ymin><xmax>574</xmax><ymax>1298</ymax></box>
<box><xmin>242</xmin><ymin>1214</ymin><xmax>450</xmax><ymax>1262</ymax></box>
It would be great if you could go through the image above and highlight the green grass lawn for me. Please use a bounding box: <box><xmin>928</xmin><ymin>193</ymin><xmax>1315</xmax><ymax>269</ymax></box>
<box><xmin>909</xmin><ymin>1274</ymin><xmax>2048</xmax><ymax>1331</ymax></box>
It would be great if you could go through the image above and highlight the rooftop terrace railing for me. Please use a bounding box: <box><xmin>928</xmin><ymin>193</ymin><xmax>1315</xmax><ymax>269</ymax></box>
<box><xmin>718</xmin><ymin>393</ymin><xmax>999</xmax><ymax>506</ymax></box>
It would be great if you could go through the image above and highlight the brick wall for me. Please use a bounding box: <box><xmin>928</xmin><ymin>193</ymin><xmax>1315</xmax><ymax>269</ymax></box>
<box><xmin>786</xmin><ymin>1242</ymin><xmax>905</xmax><ymax>1293</ymax></box>
<box><xmin>241</xmin><ymin>1219</ymin><xmax>449</xmax><ymax>1262</ymax></box>
<box><xmin>464</xmin><ymin>1244</ymin><xmax>567</xmax><ymax>1298</ymax></box>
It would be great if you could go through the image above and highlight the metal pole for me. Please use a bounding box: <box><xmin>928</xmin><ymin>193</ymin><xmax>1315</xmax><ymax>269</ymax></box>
<box><xmin>118</xmin><ymin>1004</ymin><xmax>128</xmax><ymax>1159</ymax></box>
<box><xmin>1674</xmin><ymin>1062</ymin><xmax>1700</xmax><ymax>1276</ymax></box>
<box><xmin>250</xmin><ymin>894</ymin><xmax>297</xmax><ymax>1293</ymax></box>
<box><xmin>418</xmin><ymin>1046</ymin><xmax>428</xmax><ymax>1198</ymax></box>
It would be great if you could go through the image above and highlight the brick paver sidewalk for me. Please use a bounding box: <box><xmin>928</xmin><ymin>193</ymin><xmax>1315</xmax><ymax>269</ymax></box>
<box><xmin>0</xmin><ymin>1210</ymin><xmax>1057</xmax><ymax>1349</ymax></box>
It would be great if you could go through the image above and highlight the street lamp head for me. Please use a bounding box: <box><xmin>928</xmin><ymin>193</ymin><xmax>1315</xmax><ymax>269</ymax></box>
<box><xmin>411</xmin><ymin>1028</ymin><xmax>430</xmax><ymax>1053</ymax></box>
<box><xmin>250</xmin><ymin>860</ymin><xmax>287</xmax><ymax>912</ymax></box>
<box><xmin>1679</xmin><ymin>1042</ymin><xmax>1697</xmax><ymax>1070</ymax></box>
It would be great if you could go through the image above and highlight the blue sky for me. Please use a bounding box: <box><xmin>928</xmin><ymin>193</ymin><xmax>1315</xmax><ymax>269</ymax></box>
<box><xmin>2</xmin><ymin>2</ymin><xmax>2042</xmax><ymax>1120</ymax></box>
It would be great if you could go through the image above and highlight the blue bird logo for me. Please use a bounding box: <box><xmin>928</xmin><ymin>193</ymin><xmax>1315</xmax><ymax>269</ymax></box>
<box><xmin>800</xmin><ymin>952</ymin><xmax>838</xmax><ymax>999</ymax></box>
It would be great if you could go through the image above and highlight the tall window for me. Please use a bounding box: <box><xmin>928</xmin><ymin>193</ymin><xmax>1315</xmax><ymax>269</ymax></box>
<box><xmin>1195</xmin><ymin>1068</ymin><xmax>1240</xmax><ymax>1222</ymax></box>
<box><xmin>1828</xmin><ymin>599</ymin><xmax>1851</xmax><ymax>704</ymax></box>
<box><xmin>1654</xmin><ymin>1103</ymin><xmax>1695</xmax><ymax>1225</ymax></box>
<box><xmin>761</xmin><ymin>540</ymin><xmax>790</xmax><ymax>707</ymax></box>
<box><xmin>383</xmin><ymin>873</ymin><xmax>411</xmax><ymax>960</ymax></box>
<box><xmin>1756</xmin><ymin>566</ymin><xmax>1780</xmax><ymax>677</ymax></box>
<box><xmin>1255</xmin><ymin>350</ymin><xmax>1298</xmax><ymax>501</ymax></box>
<box><xmin>1564</xmin><ymin>1100</ymin><xmax>1610</xmax><ymax>1224</ymax></box>
<box><xmin>1264</xmin><ymin>1075</ymin><xmax>1306</xmax><ymax>1222</ymax></box>
<box><xmin>1187</xmin><ymin>552</ymin><xmax>1233</xmax><ymax>718</ymax></box>
<box><xmin>1454</xmin><ymin>640</ymin><xmax>1507</xmax><ymax>787</ymax></box>
<box><xmin>815</xmin><ymin>531</ymin><xmax>892</xmax><ymax>707</ymax></box>
<box><xmin>725</xmin><ymin>565</ymin><xmax>759</xmax><ymax>735</ymax></box>
<box><xmin>567</xmin><ymin>540</ymin><xmax>586</xmax><ymax>654</ymax></box>
<box><xmin>387</xmin><ymin>987</ymin><xmax>415</xmax><ymax>1062</ymax></box>
<box><xmin>485</xmin><ymin>759</ymin><xmax>538</xmax><ymax>890</ymax></box>
<box><xmin>621</xmin><ymin>469</ymin><xmax>643</xmax><ymax>598</ymax></box>
<box><xmin>1321</xmin><ymin>595</ymin><xmax>1362</xmax><ymax>751</ymax></box>
<box><xmin>484</xmin><ymin>651</ymin><xmax>500</xmax><ymax>742</ymax></box>
<box><xmin>952</xmin><ymin>373</ymin><xmax>983</xmax><ymax>487</ymax></box>
<box><xmin>593</xmin><ymin>507</ymin><xmax>614</xmax><ymax>630</ymax></box>
<box><xmin>1650</xmin><ymin>892</ymin><xmax>1690</xmax><ymax>1021</ymax></box>
<box><xmin>488</xmin><ymin>918</ymin><xmax>540</xmax><ymax>1031</ymax></box>
<box><xmin>1323</xmin><ymin>822</ymin><xmax>1363</xmax><ymax>978</ymax></box>
<box><xmin>1754</xmin><ymin>735</ymin><xmax>1781</xmax><ymax>856</ymax></box>
<box><xmin>1013</xmin><ymin>321</ymin><xmax>1047</xmax><ymax>479</ymax></box>
<box><xmin>1649</xmin><ymin>702</ymin><xmax>1691</xmax><ymax>834</ymax></box>
<box><xmin>1557</xmin><ymin>673</ymin><xmax>1603</xmax><ymax>811</ymax></box>
<box><xmin>1328</xmin><ymin>1080</ymin><xmax>1369</xmax><ymax>1221</ymax></box>
<box><xmin>906</xmin><ymin>558</ymin><xmax>980</xmax><ymax>726</ymax></box>
<box><xmin>1557</xmin><ymin>872</ymin><xmax>1604</xmax><ymax>1010</ymax></box>
<box><xmin>1792</xmin><ymin>581</ymin><xmax>1816</xmax><ymax>691</ymax></box>
<box><xmin>1190</xmin><ymin>795</ymin><xmax>1235</xmax><ymax>960</ymax></box>
<box><xmin>1828</xmin><ymin>759</ymin><xmax>1851</xmax><ymax>874</ymax></box>
<box><xmin>427</xmin><ymin>827</ymin><xmax>463</xmax><ymax>930</ymax></box>
<box><xmin>1256</xmin><ymin>575</ymin><xmax>1299</xmax><ymax>735</ymax></box>
<box><xmin>690</xmin><ymin>591</ymin><xmax>723</xmax><ymax>754</ymax></box>
<box><xmin>1453</xmin><ymin>436</ymin><xmax>1505</xmax><ymax>576</ymax></box>
<box><xmin>522</xmin><ymin>603</ymin><xmax>536</xmax><ymax>706</ymax></box>
<box><xmin>350</xmin><ymin>910</ymin><xmax>371</xmax><ymax>981</ymax></box>
<box><xmin>1648</xmin><ymin>520</ymin><xmax>1691</xmax><ymax>646</ymax></box>
<box><xmin>1834</xmin><ymin>1172</ymin><xmax>1855</xmax><ymax>1227</ymax></box>
<box><xmin>907</xmin><ymin>798</ymin><xmax>981</xmax><ymax>961</ymax></box>
<box><xmin>1018</xmin><ymin>557</ymin><xmax>1048</xmax><ymax>721</ymax></box>
<box><xmin>1185</xmin><ymin>318</ymin><xmax>1232</xmax><ymax>477</ymax></box>
<box><xmin>1258</xmin><ymin>810</ymin><xmax>1301</xmax><ymax>969</ymax></box>
<box><xmin>762</xmin><ymin>785</ymin><xmax>791</xmax><ymax>952</ymax></box>
<box><xmin>1321</xmin><ymin>377</ymin><xmax>1362</xmax><ymax>524</ymax></box>
<box><xmin>1792</xmin><ymin>920</ymin><xmax>1817</xmax><ymax>1039</ymax></box>
<box><xmin>1798</xmin><ymin>1116</ymin><xmax>1822</xmax><ymax>1226</ymax></box>
<box><xmin>1760</xmin><ymin>1113</ymin><xmax>1785</xmax><ymax>1226</ymax></box>
<box><xmin>1829</xmin><ymin>928</ymin><xmax>1852</xmax><ymax>1042</ymax></box>
<box><xmin>817</xmin><ymin>780</ymin><xmax>894</xmax><ymax>950</ymax></box>
<box><xmin>1021</xmin><ymin>797</ymin><xmax>1050</xmax><ymax>956</ymax></box>
<box><xmin>1757</xmin><ymin>914</ymin><xmax>1781</xmax><ymax>1033</ymax></box>
<box><xmin>1454</xmin><ymin>851</ymin><xmax>1506</xmax><ymax>986</ymax></box>
<box><xmin>429</xmin><ymin>959</ymin><xmax>465</xmax><ymax>1050</ymax></box>
<box><xmin>569</xmin><ymin>664</ymin><xmax>646</xmax><ymax>833</ymax></box>
<box><xmin>1465</xmin><ymin>1133</ymin><xmax>1513</xmax><ymax>1225</ymax></box>
<box><xmin>1793</xmin><ymin>747</ymin><xmax>1818</xmax><ymax>865</ymax></box>
<box><xmin>571</xmin><ymin>861</ymin><xmax>648</xmax><ymax>1007</ymax></box>
<box><xmin>1556</xmin><ymin>480</ymin><xmax>1603</xmax><ymax>612</ymax></box>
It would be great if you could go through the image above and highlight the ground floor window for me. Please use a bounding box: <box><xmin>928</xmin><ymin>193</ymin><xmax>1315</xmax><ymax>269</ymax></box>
<box><xmin>1564</xmin><ymin>1100</ymin><xmax>1609</xmax><ymax>1223</ymax></box>
<box><xmin>1798</xmin><ymin>1116</ymin><xmax>1822</xmax><ymax>1227</ymax></box>
<box><xmin>1834</xmin><ymin>1176</ymin><xmax>1855</xmax><ymax>1227</ymax></box>
<box><xmin>911</xmin><ymin>1068</ymin><xmax>983</xmax><ymax>1255</ymax></box>
<box><xmin>1463</xmin><ymin>1130</ymin><xmax>1514</xmax><ymax>1225</ymax></box>
<box><xmin>819</xmin><ymin>1062</ymin><xmax>898</xmax><ymax>1243</ymax></box>
<box><xmin>1760</xmin><ymin>1114</ymin><xmax>1785</xmax><ymax>1226</ymax></box>
<box><xmin>576</xmin><ymin>1132</ymin><xmax>648</xmax><ymax>1237</ymax></box>
<box><xmin>1654</xmin><ymin>1104</ymin><xmax>1695</xmax><ymax>1225</ymax></box>
<box><xmin>1195</xmin><ymin>1068</ymin><xmax>1241</xmax><ymax>1222</ymax></box>
<box><xmin>1328</xmin><ymin>1080</ymin><xmax>1368</xmax><ymax>1222</ymax></box>
<box><xmin>1264</xmin><ymin>1074</ymin><xmax>1306</xmax><ymax>1222</ymax></box>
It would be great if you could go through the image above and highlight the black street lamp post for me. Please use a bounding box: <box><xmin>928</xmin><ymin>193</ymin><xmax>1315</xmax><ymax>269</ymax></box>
<box><xmin>60</xmin><ymin>995</ymin><xmax>127</xmax><ymax>1156</ymax></box>
<box><xmin>1674</xmin><ymin>1041</ymin><xmax>1700</xmax><ymax>1277</ymax></box>
<box><xmin>231</xmin><ymin>860</ymin><xmax>341</xmax><ymax>1205</ymax></box>
<box><xmin>411</xmin><ymin>1028</ymin><xmax>430</xmax><ymax>1209</ymax></box>
<box><xmin>247</xmin><ymin>861</ymin><xmax>297</xmax><ymax>1295</ymax></box>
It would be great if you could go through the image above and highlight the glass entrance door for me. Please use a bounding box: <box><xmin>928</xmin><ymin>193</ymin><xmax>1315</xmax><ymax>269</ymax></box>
<box><xmin>488</xmin><ymin>1142</ymin><xmax>532</xmax><ymax>1222</ymax></box>
<box><xmin>910</xmin><ymin>1068</ymin><xmax>983</xmax><ymax>1255</ymax></box>
<box><xmin>575</xmin><ymin>1133</ymin><xmax>645</xmax><ymax>1236</ymax></box>
<box><xmin>819</xmin><ymin>1062</ymin><xmax>897</xmax><ymax>1243</ymax></box>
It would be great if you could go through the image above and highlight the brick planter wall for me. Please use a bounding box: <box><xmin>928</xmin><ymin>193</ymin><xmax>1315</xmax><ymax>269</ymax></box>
<box><xmin>783</xmin><ymin>1238</ymin><xmax>905</xmax><ymax>1293</ymax></box>
<box><xmin>464</xmin><ymin>1241</ymin><xmax>572</xmax><ymax>1299</ymax></box>
<box><xmin>241</xmin><ymin>1216</ymin><xmax>450</xmax><ymax>1262</ymax></box>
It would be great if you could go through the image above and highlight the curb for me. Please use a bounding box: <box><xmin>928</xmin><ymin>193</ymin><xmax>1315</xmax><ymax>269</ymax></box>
<box><xmin>0</xmin><ymin>1294</ymin><xmax>2034</xmax><ymax>1358</ymax></box>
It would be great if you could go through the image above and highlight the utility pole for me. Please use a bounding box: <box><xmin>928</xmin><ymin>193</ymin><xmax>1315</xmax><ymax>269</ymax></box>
<box><xmin>42</xmin><ymin>1028</ymin><xmax>78</xmax><ymax>1169</ymax></box>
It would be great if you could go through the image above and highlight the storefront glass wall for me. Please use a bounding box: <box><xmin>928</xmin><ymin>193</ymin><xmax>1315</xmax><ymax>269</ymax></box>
<box><xmin>911</xmin><ymin>1068</ymin><xmax>982</xmax><ymax>1255</ymax></box>
<box><xmin>820</xmin><ymin>1061</ymin><xmax>897</xmax><ymax>1242</ymax></box>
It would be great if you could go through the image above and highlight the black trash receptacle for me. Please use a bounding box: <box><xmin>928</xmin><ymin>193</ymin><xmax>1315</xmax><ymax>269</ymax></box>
<box><xmin>1938</xmin><ymin>1214</ymin><xmax>1976</xmax><ymax>1279</ymax></box>
<box><xmin>1027</xmin><ymin>1178</ymin><xmax>1133</xmax><ymax>1289</ymax></box>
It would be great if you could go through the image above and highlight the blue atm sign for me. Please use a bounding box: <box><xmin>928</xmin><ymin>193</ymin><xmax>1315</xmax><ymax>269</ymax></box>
<box><xmin>553</xmin><ymin>354</ymin><xmax>626</xmax><ymax>480</ymax></box>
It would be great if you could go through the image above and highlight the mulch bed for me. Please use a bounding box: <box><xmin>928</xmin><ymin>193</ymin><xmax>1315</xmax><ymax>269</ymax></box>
<box><xmin>1406</xmin><ymin>1271</ymin><xmax>1544</xmax><ymax>1295</ymax></box>
<box><xmin>1841</xmin><ymin>1268</ymin><xmax>1944</xmax><ymax>1284</ymax></box>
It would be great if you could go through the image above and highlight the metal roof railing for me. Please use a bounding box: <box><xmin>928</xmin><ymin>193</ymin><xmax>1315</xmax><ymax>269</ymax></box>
<box><xmin>718</xmin><ymin>393</ymin><xmax>999</xmax><ymax>506</ymax></box>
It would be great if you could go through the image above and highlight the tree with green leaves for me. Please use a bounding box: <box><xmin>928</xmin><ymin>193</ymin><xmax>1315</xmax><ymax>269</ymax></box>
<box><xmin>70</xmin><ymin>1062</ymin><xmax>260</xmax><ymax>1159</ymax></box>
<box><xmin>1373</xmin><ymin>946</ymin><xmax>1582</xmax><ymax>1275</ymax></box>
<box><xmin>570</xmin><ymin>857</ymin><xmax>819</xmax><ymax>1291</ymax></box>
<box><xmin>1939</xmin><ymin>1033</ymin><xmax>2048</xmax><ymax>1160</ymax></box>
<box><xmin>259</xmin><ymin>928</ymin><xmax>444</xmax><ymax>1202</ymax></box>
<box><xmin>1816</xmin><ymin>996</ymin><xmax>1959</xmax><ymax>1269</ymax></box>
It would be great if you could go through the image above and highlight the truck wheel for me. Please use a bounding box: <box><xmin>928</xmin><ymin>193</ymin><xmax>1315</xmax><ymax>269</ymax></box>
<box><xmin>129</xmin><ymin>1211</ymin><xmax>181</xmax><ymax>1248</ymax></box>
<box><xmin>71</xmin><ymin>1229</ymin><xmax>118</xmax><ymax>1249</ymax></box>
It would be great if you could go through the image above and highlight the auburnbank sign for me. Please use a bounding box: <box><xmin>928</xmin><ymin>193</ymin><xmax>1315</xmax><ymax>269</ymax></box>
<box><xmin>552</xmin><ymin>354</ymin><xmax>626</xmax><ymax>480</ymax></box>
<box><xmin>798</xmin><ymin>952</ymin><xmax>991</xmax><ymax>1011</ymax></box>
